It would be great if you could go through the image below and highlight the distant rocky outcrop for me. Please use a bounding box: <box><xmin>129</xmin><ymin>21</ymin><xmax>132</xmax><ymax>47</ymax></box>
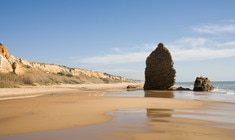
<box><xmin>0</xmin><ymin>43</ymin><xmax>134</xmax><ymax>84</ymax></box>
<box><xmin>193</xmin><ymin>76</ymin><xmax>214</xmax><ymax>91</ymax></box>
<box><xmin>176</xmin><ymin>86</ymin><xmax>191</xmax><ymax>91</ymax></box>
<box><xmin>12</xmin><ymin>62</ymin><xmax>17</xmax><ymax>73</ymax></box>
<box><xmin>0</xmin><ymin>43</ymin><xmax>16</xmax><ymax>73</ymax></box>
<box><xmin>0</xmin><ymin>43</ymin><xmax>11</xmax><ymax>59</ymax></box>
<box><xmin>144</xmin><ymin>43</ymin><xmax>176</xmax><ymax>90</ymax></box>
<box><xmin>126</xmin><ymin>84</ymin><xmax>143</xmax><ymax>91</ymax></box>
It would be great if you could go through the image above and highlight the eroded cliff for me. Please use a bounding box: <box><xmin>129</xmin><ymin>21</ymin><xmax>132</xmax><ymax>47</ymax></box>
<box><xmin>0</xmin><ymin>43</ymin><xmax>133</xmax><ymax>86</ymax></box>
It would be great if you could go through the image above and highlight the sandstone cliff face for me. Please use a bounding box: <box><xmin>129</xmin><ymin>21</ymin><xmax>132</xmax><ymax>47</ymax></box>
<box><xmin>0</xmin><ymin>55</ymin><xmax>12</xmax><ymax>73</ymax></box>
<box><xmin>0</xmin><ymin>43</ymin><xmax>10</xmax><ymax>59</ymax></box>
<box><xmin>27</xmin><ymin>62</ymin><xmax>128</xmax><ymax>82</ymax></box>
<box><xmin>0</xmin><ymin>43</ymin><xmax>132</xmax><ymax>83</ymax></box>
<box><xmin>0</xmin><ymin>43</ymin><xmax>16</xmax><ymax>73</ymax></box>
<box><xmin>144</xmin><ymin>43</ymin><xmax>176</xmax><ymax>90</ymax></box>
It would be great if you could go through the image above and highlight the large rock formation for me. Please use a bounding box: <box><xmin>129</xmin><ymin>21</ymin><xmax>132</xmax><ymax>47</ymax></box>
<box><xmin>144</xmin><ymin>43</ymin><xmax>176</xmax><ymax>90</ymax></box>
<box><xmin>193</xmin><ymin>76</ymin><xmax>214</xmax><ymax>91</ymax></box>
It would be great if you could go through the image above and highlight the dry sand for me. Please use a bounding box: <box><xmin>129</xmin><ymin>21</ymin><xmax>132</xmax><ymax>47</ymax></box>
<box><xmin>0</xmin><ymin>83</ymin><xmax>235</xmax><ymax>140</ymax></box>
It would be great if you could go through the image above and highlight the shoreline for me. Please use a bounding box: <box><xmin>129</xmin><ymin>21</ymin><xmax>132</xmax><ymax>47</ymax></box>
<box><xmin>0</xmin><ymin>83</ymin><xmax>235</xmax><ymax>139</ymax></box>
<box><xmin>0</xmin><ymin>83</ymin><xmax>142</xmax><ymax>100</ymax></box>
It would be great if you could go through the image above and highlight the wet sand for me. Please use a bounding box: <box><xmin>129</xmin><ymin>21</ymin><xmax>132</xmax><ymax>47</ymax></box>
<box><xmin>0</xmin><ymin>83</ymin><xmax>136</xmax><ymax>100</ymax></box>
<box><xmin>0</xmin><ymin>83</ymin><xmax>235</xmax><ymax>140</ymax></box>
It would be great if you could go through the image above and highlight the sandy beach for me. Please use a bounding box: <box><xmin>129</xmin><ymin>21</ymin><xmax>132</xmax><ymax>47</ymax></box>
<box><xmin>0</xmin><ymin>83</ymin><xmax>235</xmax><ymax>140</ymax></box>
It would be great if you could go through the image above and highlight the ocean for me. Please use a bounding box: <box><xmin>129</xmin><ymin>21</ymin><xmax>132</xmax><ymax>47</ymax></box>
<box><xmin>107</xmin><ymin>81</ymin><xmax>235</xmax><ymax>103</ymax></box>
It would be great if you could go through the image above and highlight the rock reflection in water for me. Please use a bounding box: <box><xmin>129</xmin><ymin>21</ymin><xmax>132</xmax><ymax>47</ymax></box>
<box><xmin>146</xmin><ymin>108</ymin><xmax>172</xmax><ymax>122</ymax></box>
<box><xmin>145</xmin><ymin>91</ymin><xmax>174</xmax><ymax>122</ymax></box>
<box><xmin>144</xmin><ymin>90</ymin><xmax>174</xmax><ymax>98</ymax></box>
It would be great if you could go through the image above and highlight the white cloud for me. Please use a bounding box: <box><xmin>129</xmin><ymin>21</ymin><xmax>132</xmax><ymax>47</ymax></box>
<box><xmin>169</xmin><ymin>37</ymin><xmax>235</xmax><ymax>61</ymax></box>
<box><xmin>79</xmin><ymin>43</ymin><xmax>157</xmax><ymax>64</ymax></box>
<box><xmin>169</xmin><ymin>37</ymin><xmax>235</xmax><ymax>49</ymax></box>
<box><xmin>110</xmin><ymin>47</ymin><xmax>122</xmax><ymax>53</ymax></box>
<box><xmin>223</xmin><ymin>41</ymin><xmax>235</xmax><ymax>46</ymax></box>
<box><xmin>77</xmin><ymin>35</ymin><xmax>235</xmax><ymax>64</ymax></box>
<box><xmin>79</xmin><ymin>52</ymin><xmax>149</xmax><ymax>64</ymax></box>
<box><xmin>221</xmin><ymin>19</ymin><xmax>235</xmax><ymax>23</ymax></box>
<box><xmin>174</xmin><ymin>37</ymin><xmax>208</xmax><ymax>47</ymax></box>
<box><xmin>102</xmin><ymin>68</ymin><xmax>138</xmax><ymax>73</ymax></box>
<box><xmin>192</xmin><ymin>24</ymin><xmax>235</xmax><ymax>34</ymax></box>
<box><xmin>172</xmin><ymin>48</ymin><xmax>235</xmax><ymax>61</ymax></box>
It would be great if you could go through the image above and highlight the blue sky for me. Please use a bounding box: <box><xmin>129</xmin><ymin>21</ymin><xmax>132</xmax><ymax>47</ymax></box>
<box><xmin>1</xmin><ymin>0</ymin><xmax>235</xmax><ymax>82</ymax></box>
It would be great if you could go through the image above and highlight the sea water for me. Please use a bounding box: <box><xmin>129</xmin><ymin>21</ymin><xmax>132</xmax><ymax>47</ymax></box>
<box><xmin>106</xmin><ymin>81</ymin><xmax>235</xmax><ymax>103</ymax></box>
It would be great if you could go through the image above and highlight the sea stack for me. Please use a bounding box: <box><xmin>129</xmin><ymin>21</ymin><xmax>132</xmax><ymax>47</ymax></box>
<box><xmin>144</xmin><ymin>43</ymin><xmax>176</xmax><ymax>90</ymax></box>
<box><xmin>193</xmin><ymin>76</ymin><xmax>214</xmax><ymax>91</ymax></box>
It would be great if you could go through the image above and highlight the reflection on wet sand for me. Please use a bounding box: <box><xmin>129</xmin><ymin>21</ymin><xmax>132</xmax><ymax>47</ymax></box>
<box><xmin>144</xmin><ymin>91</ymin><xmax>174</xmax><ymax>122</ymax></box>
<box><xmin>146</xmin><ymin>108</ymin><xmax>173</xmax><ymax>122</ymax></box>
<box><xmin>144</xmin><ymin>90</ymin><xmax>174</xmax><ymax>98</ymax></box>
<box><xmin>2</xmin><ymin>106</ymin><xmax>235</xmax><ymax>140</ymax></box>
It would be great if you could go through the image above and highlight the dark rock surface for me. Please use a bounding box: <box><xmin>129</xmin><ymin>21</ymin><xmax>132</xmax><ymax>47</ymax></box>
<box><xmin>176</xmin><ymin>86</ymin><xmax>191</xmax><ymax>91</ymax></box>
<box><xmin>126</xmin><ymin>84</ymin><xmax>143</xmax><ymax>91</ymax></box>
<box><xmin>144</xmin><ymin>43</ymin><xmax>176</xmax><ymax>90</ymax></box>
<box><xmin>193</xmin><ymin>76</ymin><xmax>214</xmax><ymax>91</ymax></box>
